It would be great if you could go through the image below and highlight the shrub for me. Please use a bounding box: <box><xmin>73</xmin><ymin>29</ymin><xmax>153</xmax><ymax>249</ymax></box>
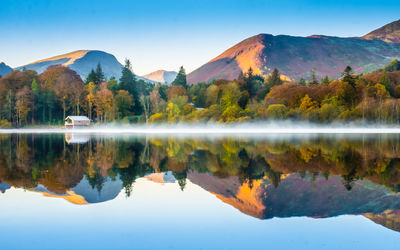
<box><xmin>266</xmin><ymin>104</ymin><xmax>288</xmax><ymax>119</ymax></box>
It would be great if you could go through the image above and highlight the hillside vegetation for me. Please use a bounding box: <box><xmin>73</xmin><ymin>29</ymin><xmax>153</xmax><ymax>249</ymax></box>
<box><xmin>1</xmin><ymin>59</ymin><xmax>400</xmax><ymax>127</ymax></box>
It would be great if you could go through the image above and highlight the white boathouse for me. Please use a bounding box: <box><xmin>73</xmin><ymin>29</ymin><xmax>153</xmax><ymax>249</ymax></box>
<box><xmin>65</xmin><ymin>116</ymin><xmax>90</xmax><ymax>128</ymax></box>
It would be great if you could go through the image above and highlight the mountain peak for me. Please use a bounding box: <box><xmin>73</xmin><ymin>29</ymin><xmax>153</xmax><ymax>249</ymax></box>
<box><xmin>142</xmin><ymin>69</ymin><xmax>177</xmax><ymax>84</ymax></box>
<box><xmin>0</xmin><ymin>62</ymin><xmax>13</xmax><ymax>77</ymax></box>
<box><xmin>363</xmin><ymin>19</ymin><xmax>400</xmax><ymax>43</ymax></box>
<box><xmin>28</xmin><ymin>50</ymin><xmax>91</xmax><ymax>66</ymax></box>
<box><xmin>187</xmin><ymin>32</ymin><xmax>400</xmax><ymax>84</ymax></box>
<box><xmin>17</xmin><ymin>50</ymin><xmax>123</xmax><ymax>79</ymax></box>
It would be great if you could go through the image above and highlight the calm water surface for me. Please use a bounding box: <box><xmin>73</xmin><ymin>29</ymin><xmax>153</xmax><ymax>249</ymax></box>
<box><xmin>1</xmin><ymin>133</ymin><xmax>400</xmax><ymax>249</ymax></box>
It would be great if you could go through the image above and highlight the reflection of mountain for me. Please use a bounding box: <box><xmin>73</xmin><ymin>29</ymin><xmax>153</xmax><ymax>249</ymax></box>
<box><xmin>71</xmin><ymin>176</ymin><xmax>123</xmax><ymax>204</ymax></box>
<box><xmin>188</xmin><ymin>171</ymin><xmax>400</xmax><ymax>220</ymax></box>
<box><xmin>28</xmin><ymin>177</ymin><xmax>123</xmax><ymax>205</ymax></box>
<box><xmin>0</xmin><ymin>182</ymin><xmax>11</xmax><ymax>193</ymax></box>
<box><xmin>30</xmin><ymin>185</ymin><xmax>88</xmax><ymax>205</ymax></box>
<box><xmin>2</xmin><ymin>134</ymin><xmax>400</xmax><ymax>233</ymax></box>
<box><xmin>364</xmin><ymin>210</ymin><xmax>400</xmax><ymax>232</ymax></box>
<box><xmin>188</xmin><ymin>171</ymin><xmax>266</xmax><ymax>218</ymax></box>
<box><xmin>145</xmin><ymin>171</ymin><xmax>176</xmax><ymax>183</ymax></box>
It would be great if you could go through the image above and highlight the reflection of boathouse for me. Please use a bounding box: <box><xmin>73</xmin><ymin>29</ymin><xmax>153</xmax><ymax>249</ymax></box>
<box><xmin>65</xmin><ymin>116</ymin><xmax>90</xmax><ymax>128</ymax></box>
<box><xmin>65</xmin><ymin>133</ymin><xmax>90</xmax><ymax>144</ymax></box>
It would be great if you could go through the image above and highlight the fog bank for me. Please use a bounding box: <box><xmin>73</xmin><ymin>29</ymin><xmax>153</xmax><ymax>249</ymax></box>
<box><xmin>2</xmin><ymin>121</ymin><xmax>400</xmax><ymax>137</ymax></box>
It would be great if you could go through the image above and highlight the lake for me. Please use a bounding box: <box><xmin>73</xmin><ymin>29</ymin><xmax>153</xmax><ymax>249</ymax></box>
<box><xmin>0</xmin><ymin>132</ymin><xmax>400</xmax><ymax>249</ymax></box>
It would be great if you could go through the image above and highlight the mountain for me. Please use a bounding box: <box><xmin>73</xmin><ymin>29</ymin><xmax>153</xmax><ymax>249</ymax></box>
<box><xmin>17</xmin><ymin>50</ymin><xmax>124</xmax><ymax>80</ymax></box>
<box><xmin>187</xmin><ymin>29</ymin><xmax>400</xmax><ymax>84</ymax></box>
<box><xmin>0</xmin><ymin>62</ymin><xmax>13</xmax><ymax>77</ymax></box>
<box><xmin>142</xmin><ymin>70</ymin><xmax>177</xmax><ymax>84</ymax></box>
<box><xmin>363</xmin><ymin>19</ymin><xmax>400</xmax><ymax>43</ymax></box>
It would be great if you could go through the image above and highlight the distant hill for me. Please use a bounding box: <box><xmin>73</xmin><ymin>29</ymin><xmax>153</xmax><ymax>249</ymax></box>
<box><xmin>17</xmin><ymin>50</ymin><xmax>123</xmax><ymax>80</ymax></box>
<box><xmin>142</xmin><ymin>70</ymin><xmax>177</xmax><ymax>84</ymax></box>
<box><xmin>0</xmin><ymin>62</ymin><xmax>13</xmax><ymax>77</ymax></box>
<box><xmin>363</xmin><ymin>19</ymin><xmax>400</xmax><ymax>43</ymax></box>
<box><xmin>187</xmin><ymin>22</ymin><xmax>400</xmax><ymax>84</ymax></box>
<box><xmin>16</xmin><ymin>50</ymin><xmax>157</xmax><ymax>83</ymax></box>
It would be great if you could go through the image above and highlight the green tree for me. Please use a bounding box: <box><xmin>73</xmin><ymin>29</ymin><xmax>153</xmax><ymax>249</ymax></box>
<box><xmin>321</xmin><ymin>75</ymin><xmax>330</xmax><ymax>84</ymax></box>
<box><xmin>119</xmin><ymin>59</ymin><xmax>142</xmax><ymax>115</ymax></box>
<box><xmin>172</xmin><ymin>66</ymin><xmax>187</xmax><ymax>88</ymax></box>
<box><xmin>86</xmin><ymin>69</ymin><xmax>97</xmax><ymax>85</ymax></box>
<box><xmin>95</xmin><ymin>63</ymin><xmax>105</xmax><ymax>84</ymax></box>
<box><xmin>342</xmin><ymin>66</ymin><xmax>356</xmax><ymax>87</ymax></box>
<box><xmin>266</xmin><ymin>104</ymin><xmax>288</xmax><ymax>119</ymax></box>
<box><xmin>379</xmin><ymin>70</ymin><xmax>392</xmax><ymax>95</ymax></box>
<box><xmin>310</xmin><ymin>68</ymin><xmax>318</xmax><ymax>84</ymax></box>
<box><xmin>267</xmin><ymin>68</ymin><xmax>283</xmax><ymax>86</ymax></box>
<box><xmin>31</xmin><ymin>79</ymin><xmax>39</xmax><ymax>123</ymax></box>
<box><xmin>115</xmin><ymin>90</ymin><xmax>133</xmax><ymax>119</ymax></box>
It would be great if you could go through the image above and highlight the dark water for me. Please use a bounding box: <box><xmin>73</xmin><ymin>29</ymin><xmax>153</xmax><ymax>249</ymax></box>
<box><xmin>1</xmin><ymin>133</ymin><xmax>400</xmax><ymax>249</ymax></box>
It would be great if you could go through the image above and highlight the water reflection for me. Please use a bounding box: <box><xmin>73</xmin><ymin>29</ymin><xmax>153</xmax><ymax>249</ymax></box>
<box><xmin>0</xmin><ymin>133</ymin><xmax>400</xmax><ymax>232</ymax></box>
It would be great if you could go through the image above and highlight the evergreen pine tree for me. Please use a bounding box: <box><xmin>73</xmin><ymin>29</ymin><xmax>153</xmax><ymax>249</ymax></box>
<box><xmin>268</xmin><ymin>68</ymin><xmax>283</xmax><ymax>86</ymax></box>
<box><xmin>342</xmin><ymin>66</ymin><xmax>356</xmax><ymax>87</ymax></box>
<box><xmin>322</xmin><ymin>75</ymin><xmax>330</xmax><ymax>84</ymax></box>
<box><xmin>172</xmin><ymin>66</ymin><xmax>187</xmax><ymax>87</ymax></box>
<box><xmin>95</xmin><ymin>63</ymin><xmax>105</xmax><ymax>84</ymax></box>
<box><xmin>86</xmin><ymin>69</ymin><xmax>97</xmax><ymax>84</ymax></box>
<box><xmin>119</xmin><ymin>59</ymin><xmax>143</xmax><ymax>115</ymax></box>
<box><xmin>310</xmin><ymin>68</ymin><xmax>318</xmax><ymax>84</ymax></box>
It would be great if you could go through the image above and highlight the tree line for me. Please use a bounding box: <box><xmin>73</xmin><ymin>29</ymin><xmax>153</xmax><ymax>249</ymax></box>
<box><xmin>1</xmin><ymin>59</ymin><xmax>400</xmax><ymax>127</ymax></box>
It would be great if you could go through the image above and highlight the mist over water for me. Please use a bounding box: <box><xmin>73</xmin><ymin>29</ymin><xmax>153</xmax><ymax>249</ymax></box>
<box><xmin>2</xmin><ymin>121</ymin><xmax>400</xmax><ymax>137</ymax></box>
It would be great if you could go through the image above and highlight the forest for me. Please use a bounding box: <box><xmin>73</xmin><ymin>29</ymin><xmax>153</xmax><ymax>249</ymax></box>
<box><xmin>1</xmin><ymin>59</ymin><xmax>400</xmax><ymax>127</ymax></box>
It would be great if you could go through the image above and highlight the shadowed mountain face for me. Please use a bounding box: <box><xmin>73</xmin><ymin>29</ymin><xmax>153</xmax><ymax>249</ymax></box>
<box><xmin>16</xmin><ymin>50</ymin><xmax>124</xmax><ymax>80</ymax></box>
<box><xmin>363</xmin><ymin>20</ymin><xmax>400</xmax><ymax>43</ymax></box>
<box><xmin>143</xmin><ymin>70</ymin><xmax>177</xmax><ymax>84</ymax></box>
<box><xmin>188</xmin><ymin>31</ymin><xmax>400</xmax><ymax>84</ymax></box>
<box><xmin>0</xmin><ymin>62</ymin><xmax>13</xmax><ymax>77</ymax></box>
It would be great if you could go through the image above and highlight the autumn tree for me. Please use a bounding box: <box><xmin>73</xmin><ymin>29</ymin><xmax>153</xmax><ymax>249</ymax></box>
<box><xmin>94</xmin><ymin>83</ymin><xmax>114</xmax><ymax>122</ymax></box>
<box><xmin>54</xmin><ymin>68</ymin><xmax>84</xmax><ymax>119</ymax></box>
<box><xmin>299</xmin><ymin>94</ymin><xmax>318</xmax><ymax>111</ymax></box>
<box><xmin>86</xmin><ymin>82</ymin><xmax>96</xmax><ymax>120</ymax></box>
<box><xmin>15</xmin><ymin>86</ymin><xmax>33</xmax><ymax>126</ymax></box>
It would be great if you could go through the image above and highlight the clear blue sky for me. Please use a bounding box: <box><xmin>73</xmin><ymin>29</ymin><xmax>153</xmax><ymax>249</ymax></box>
<box><xmin>0</xmin><ymin>0</ymin><xmax>399</xmax><ymax>75</ymax></box>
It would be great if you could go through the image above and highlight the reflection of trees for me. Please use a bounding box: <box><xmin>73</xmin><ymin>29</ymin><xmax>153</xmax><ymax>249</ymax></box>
<box><xmin>2</xmin><ymin>134</ymin><xmax>400</xmax><ymax>195</ymax></box>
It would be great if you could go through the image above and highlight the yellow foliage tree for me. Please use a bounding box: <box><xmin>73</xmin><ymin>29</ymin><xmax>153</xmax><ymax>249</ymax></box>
<box><xmin>299</xmin><ymin>94</ymin><xmax>318</xmax><ymax>111</ymax></box>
